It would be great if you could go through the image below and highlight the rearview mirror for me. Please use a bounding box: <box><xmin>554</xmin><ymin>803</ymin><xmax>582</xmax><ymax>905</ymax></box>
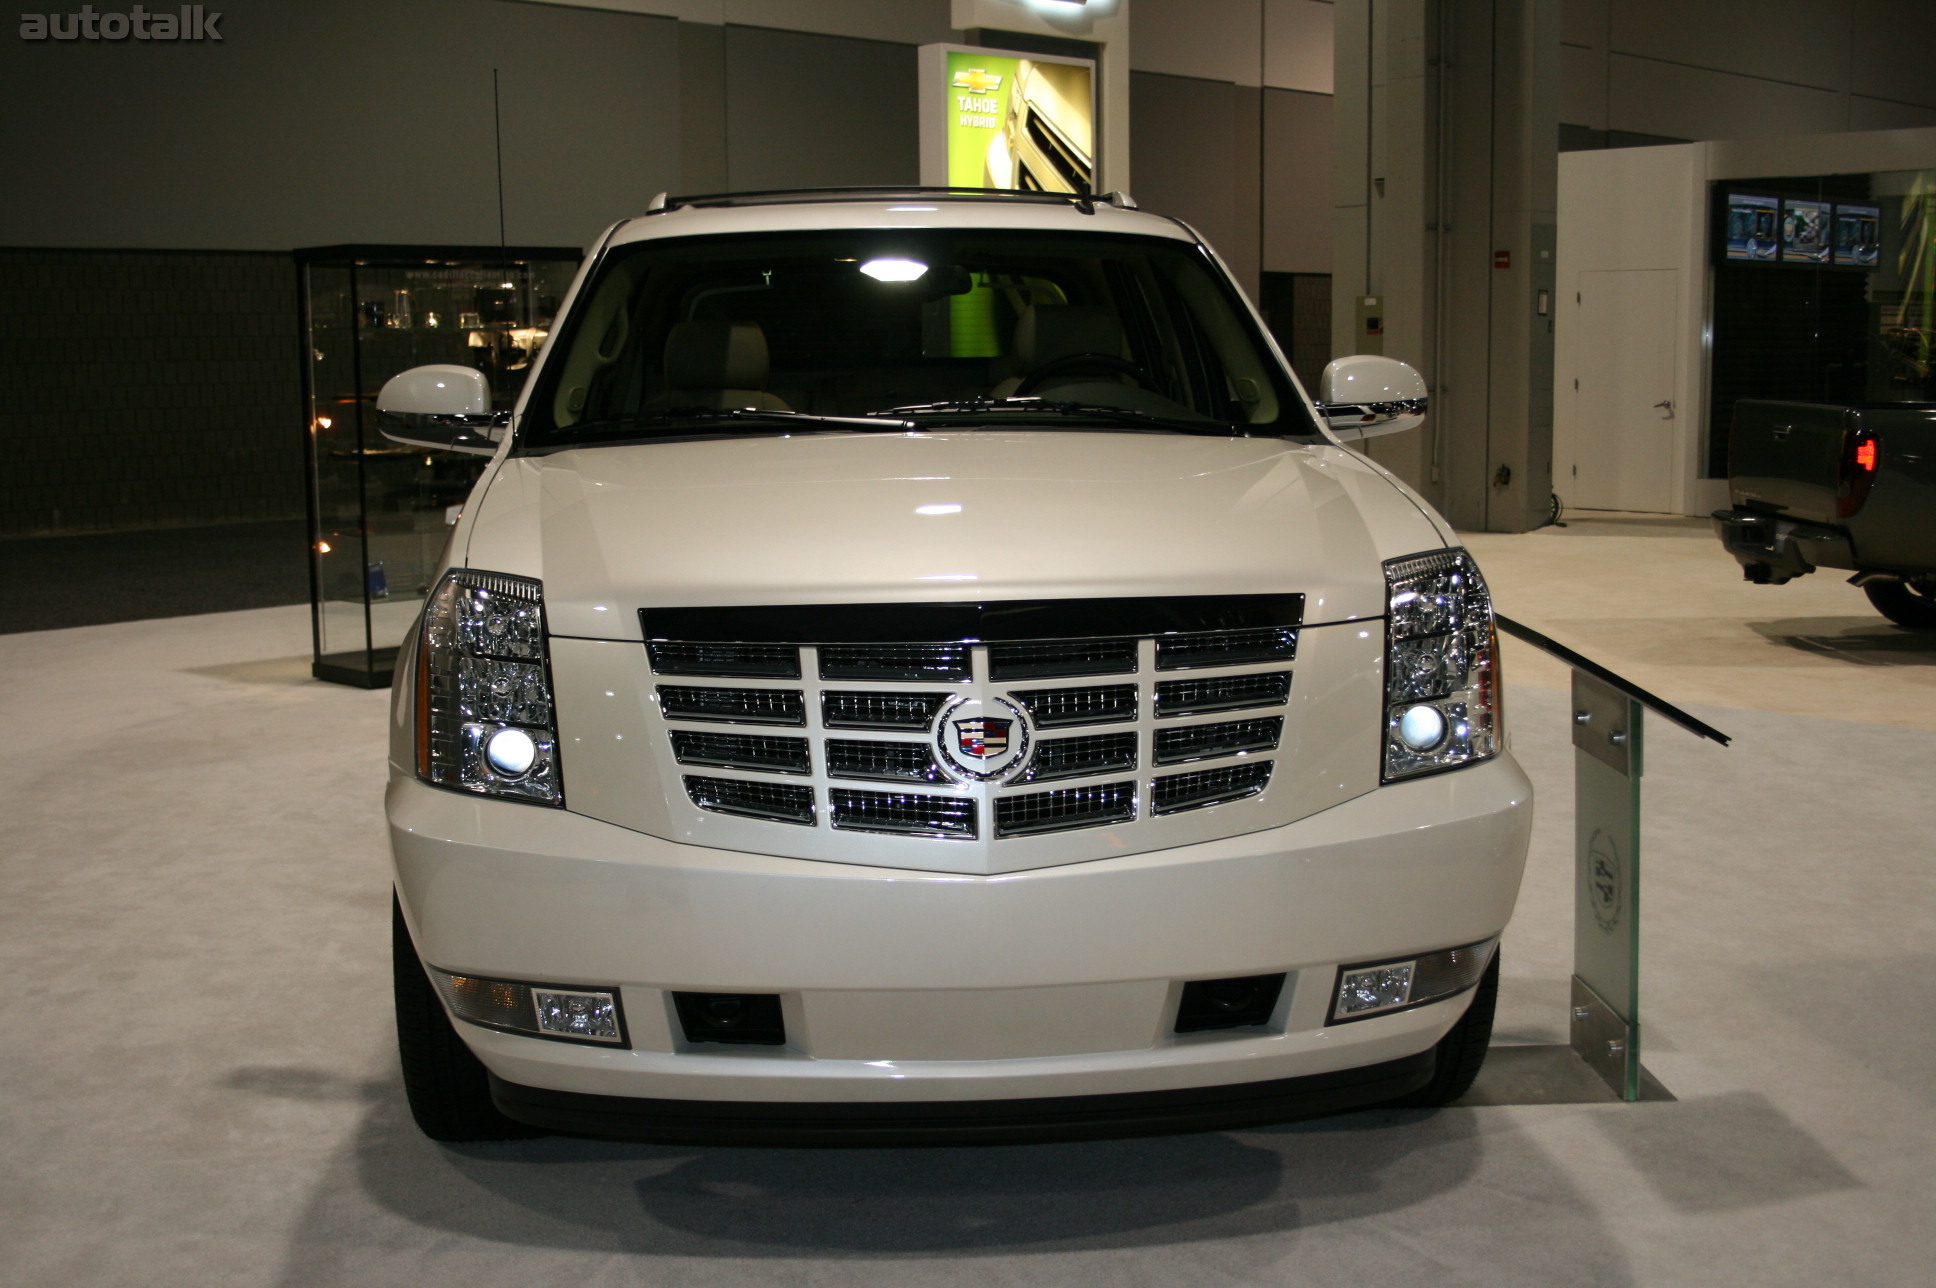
<box><xmin>376</xmin><ymin>365</ymin><xmax>505</xmax><ymax>456</ymax></box>
<box><xmin>1316</xmin><ymin>355</ymin><xmax>1428</xmax><ymax>441</ymax></box>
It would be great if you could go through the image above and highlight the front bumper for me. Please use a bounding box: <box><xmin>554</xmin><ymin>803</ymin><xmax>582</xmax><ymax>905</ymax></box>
<box><xmin>390</xmin><ymin>753</ymin><xmax>1530</xmax><ymax>1110</ymax></box>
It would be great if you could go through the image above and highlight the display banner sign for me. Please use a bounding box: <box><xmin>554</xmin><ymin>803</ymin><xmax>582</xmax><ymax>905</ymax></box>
<box><xmin>919</xmin><ymin>44</ymin><xmax>1096</xmax><ymax>194</ymax></box>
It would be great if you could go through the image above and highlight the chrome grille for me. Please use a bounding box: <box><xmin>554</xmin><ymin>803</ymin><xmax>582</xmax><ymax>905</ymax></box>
<box><xmin>649</xmin><ymin>640</ymin><xmax>800</xmax><ymax>678</ymax></box>
<box><xmin>660</xmin><ymin>685</ymin><xmax>806</xmax><ymax>726</ymax></box>
<box><xmin>1156</xmin><ymin>627</ymin><xmax>1297</xmax><ymax>670</ymax></box>
<box><xmin>1017</xmin><ymin>732</ymin><xmax>1138</xmax><ymax>784</ymax></box>
<box><xmin>988</xmin><ymin>638</ymin><xmax>1137</xmax><ymax>681</ymax></box>
<box><xmin>671</xmin><ymin>731</ymin><xmax>811</xmax><ymax>775</ymax></box>
<box><xmin>829</xmin><ymin>789</ymin><xmax>977</xmax><ymax>839</ymax></box>
<box><xmin>1152</xmin><ymin>717</ymin><xmax>1283</xmax><ymax>766</ymax></box>
<box><xmin>822</xmin><ymin>690</ymin><xmax>949</xmax><ymax>731</ymax></box>
<box><xmin>1151</xmin><ymin>761</ymin><xmax>1274</xmax><ymax>814</ymax></box>
<box><xmin>1153</xmin><ymin>671</ymin><xmax>1290</xmax><ymax>717</ymax></box>
<box><xmin>996</xmin><ymin>781</ymin><xmax>1137</xmax><ymax>837</ymax></box>
<box><xmin>819</xmin><ymin>643</ymin><xmax>971</xmax><ymax>683</ymax></box>
<box><xmin>644</xmin><ymin>610</ymin><xmax>1302</xmax><ymax>860</ymax></box>
<box><xmin>1012</xmin><ymin>683</ymin><xmax>1138</xmax><ymax>728</ymax></box>
<box><xmin>685</xmin><ymin>775</ymin><xmax>815</xmax><ymax>824</ymax></box>
<box><xmin>825</xmin><ymin>739</ymin><xmax>946</xmax><ymax>783</ymax></box>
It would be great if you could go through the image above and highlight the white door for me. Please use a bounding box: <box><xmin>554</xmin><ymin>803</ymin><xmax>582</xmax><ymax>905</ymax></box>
<box><xmin>1569</xmin><ymin>269</ymin><xmax>1679</xmax><ymax>513</ymax></box>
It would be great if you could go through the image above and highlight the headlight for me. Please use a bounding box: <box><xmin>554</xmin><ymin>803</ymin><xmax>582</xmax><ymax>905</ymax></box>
<box><xmin>415</xmin><ymin>568</ymin><xmax>563</xmax><ymax>805</ymax></box>
<box><xmin>1382</xmin><ymin>548</ymin><xmax>1498</xmax><ymax>780</ymax></box>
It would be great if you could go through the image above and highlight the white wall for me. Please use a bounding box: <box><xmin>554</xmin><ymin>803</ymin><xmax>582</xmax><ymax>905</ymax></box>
<box><xmin>1560</xmin><ymin>0</ymin><xmax>1936</xmax><ymax>139</ymax></box>
<box><xmin>1555</xmin><ymin>125</ymin><xmax>1936</xmax><ymax>516</ymax></box>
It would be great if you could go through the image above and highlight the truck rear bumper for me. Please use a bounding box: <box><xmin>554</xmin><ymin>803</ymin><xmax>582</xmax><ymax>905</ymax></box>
<box><xmin>1711</xmin><ymin>506</ymin><xmax>1854</xmax><ymax>582</ymax></box>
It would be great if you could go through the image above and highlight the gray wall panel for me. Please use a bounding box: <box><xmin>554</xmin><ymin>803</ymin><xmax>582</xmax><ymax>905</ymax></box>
<box><xmin>722</xmin><ymin>25</ymin><xmax>918</xmax><ymax>191</ymax></box>
<box><xmin>0</xmin><ymin>0</ymin><xmax>679</xmax><ymax>251</ymax></box>
<box><xmin>1607</xmin><ymin>53</ymin><xmax>1843</xmax><ymax>142</ymax></box>
<box><xmin>1848</xmin><ymin>96</ymin><xmax>1936</xmax><ymax>132</ymax></box>
<box><xmin>1560</xmin><ymin>40</ymin><xmax>1607</xmax><ymax>131</ymax></box>
<box><xmin>1129</xmin><ymin>72</ymin><xmax>1248</xmax><ymax>285</ymax></box>
<box><xmin>1263</xmin><ymin>89</ymin><xmax>1334</xmax><ymax>276</ymax></box>
<box><xmin>1854</xmin><ymin>0</ymin><xmax>1936</xmax><ymax>108</ymax></box>
<box><xmin>1609</xmin><ymin>0</ymin><xmax>1848</xmax><ymax>92</ymax></box>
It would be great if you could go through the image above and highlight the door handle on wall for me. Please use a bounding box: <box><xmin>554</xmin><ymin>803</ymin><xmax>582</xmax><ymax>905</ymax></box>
<box><xmin>1653</xmin><ymin>400</ymin><xmax>1674</xmax><ymax>418</ymax></box>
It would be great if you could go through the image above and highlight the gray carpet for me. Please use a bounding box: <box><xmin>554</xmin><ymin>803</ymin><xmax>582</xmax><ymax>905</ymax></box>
<box><xmin>2</xmin><ymin>606</ymin><xmax>1932</xmax><ymax>1286</ymax></box>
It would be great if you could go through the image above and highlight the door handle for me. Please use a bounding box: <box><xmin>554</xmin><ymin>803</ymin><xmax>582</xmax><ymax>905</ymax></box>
<box><xmin>1653</xmin><ymin>400</ymin><xmax>1674</xmax><ymax>418</ymax></box>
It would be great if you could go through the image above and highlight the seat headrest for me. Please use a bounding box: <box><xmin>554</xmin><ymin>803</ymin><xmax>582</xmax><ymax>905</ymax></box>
<box><xmin>1013</xmin><ymin>305</ymin><xmax>1126</xmax><ymax>368</ymax></box>
<box><xmin>664</xmin><ymin>321</ymin><xmax>769</xmax><ymax>390</ymax></box>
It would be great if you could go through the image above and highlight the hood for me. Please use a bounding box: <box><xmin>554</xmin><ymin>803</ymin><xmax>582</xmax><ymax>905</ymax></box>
<box><xmin>463</xmin><ymin>431</ymin><xmax>1443</xmax><ymax>641</ymax></box>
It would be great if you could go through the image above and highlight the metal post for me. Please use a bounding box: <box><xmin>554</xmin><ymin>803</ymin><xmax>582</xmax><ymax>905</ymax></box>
<box><xmin>1568</xmin><ymin>670</ymin><xmax>1643</xmax><ymax>1100</ymax></box>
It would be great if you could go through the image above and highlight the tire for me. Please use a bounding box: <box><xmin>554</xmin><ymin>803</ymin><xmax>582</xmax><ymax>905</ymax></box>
<box><xmin>1391</xmin><ymin>947</ymin><xmax>1500</xmax><ymax>1109</ymax></box>
<box><xmin>1864</xmin><ymin>577</ymin><xmax>1936</xmax><ymax>630</ymax></box>
<box><xmin>392</xmin><ymin>894</ymin><xmax>544</xmax><ymax>1141</ymax></box>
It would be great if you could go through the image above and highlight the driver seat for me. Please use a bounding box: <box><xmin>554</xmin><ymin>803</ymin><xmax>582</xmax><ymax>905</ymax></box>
<box><xmin>648</xmin><ymin>321</ymin><xmax>790</xmax><ymax>412</ymax></box>
<box><xmin>991</xmin><ymin>305</ymin><xmax>1131</xmax><ymax>398</ymax></box>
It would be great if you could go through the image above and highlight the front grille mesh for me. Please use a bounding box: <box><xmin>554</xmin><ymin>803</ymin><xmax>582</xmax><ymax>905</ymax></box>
<box><xmin>660</xmin><ymin>685</ymin><xmax>806</xmax><ymax>726</ymax></box>
<box><xmin>649</xmin><ymin>640</ymin><xmax>800</xmax><ymax>678</ymax></box>
<box><xmin>671</xmin><ymin>731</ymin><xmax>811</xmax><ymax>775</ymax></box>
<box><xmin>1151</xmin><ymin>761</ymin><xmax>1275</xmax><ymax>814</ymax></box>
<box><xmin>822</xmin><ymin>690</ymin><xmax>950</xmax><ymax>730</ymax></box>
<box><xmin>653</xmin><ymin>622</ymin><xmax>1294</xmax><ymax>844</ymax></box>
<box><xmin>1013</xmin><ymin>683</ymin><xmax>1139</xmax><ymax>728</ymax></box>
<box><xmin>996</xmin><ymin>781</ymin><xmax>1137</xmax><ymax>837</ymax></box>
<box><xmin>1017</xmin><ymin>732</ymin><xmax>1138</xmax><ymax>784</ymax></box>
<box><xmin>1152</xmin><ymin>717</ymin><xmax>1283</xmax><ymax>766</ymax></box>
<box><xmin>1156</xmin><ymin>627</ymin><xmax>1297</xmax><ymax>670</ymax></box>
<box><xmin>988</xmin><ymin>638</ymin><xmax>1137</xmax><ymax>681</ymax></box>
<box><xmin>685</xmin><ymin>775</ymin><xmax>815</xmax><ymax>824</ymax></box>
<box><xmin>829</xmin><ymin>789</ymin><xmax>977</xmax><ymax>838</ymax></box>
<box><xmin>820</xmin><ymin>643</ymin><xmax>971</xmax><ymax>682</ymax></box>
<box><xmin>1154</xmin><ymin>671</ymin><xmax>1290</xmax><ymax>717</ymax></box>
<box><xmin>825</xmin><ymin>740</ymin><xmax>946</xmax><ymax>783</ymax></box>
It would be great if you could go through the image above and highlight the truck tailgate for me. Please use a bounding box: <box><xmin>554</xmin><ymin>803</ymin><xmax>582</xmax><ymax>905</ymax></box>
<box><xmin>1728</xmin><ymin>400</ymin><xmax>1850</xmax><ymax>524</ymax></box>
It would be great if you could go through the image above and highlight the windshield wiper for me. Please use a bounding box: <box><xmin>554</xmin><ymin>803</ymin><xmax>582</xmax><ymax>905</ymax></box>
<box><xmin>563</xmin><ymin>407</ymin><xmax>914</xmax><ymax>437</ymax></box>
<box><xmin>871</xmin><ymin>398</ymin><xmax>1241</xmax><ymax>437</ymax></box>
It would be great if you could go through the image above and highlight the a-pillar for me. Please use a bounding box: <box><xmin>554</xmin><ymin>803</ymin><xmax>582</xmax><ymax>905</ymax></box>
<box><xmin>1332</xmin><ymin>0</ymin><xmax>1556</xmax><ymax>532</ymax></box>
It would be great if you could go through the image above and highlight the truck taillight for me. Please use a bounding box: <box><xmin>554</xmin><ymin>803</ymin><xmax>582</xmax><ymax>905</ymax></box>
<box><xmin>1837</xmin><ymin>423</ymin><xmax>1879</xmax><ymax>518</ymax></box>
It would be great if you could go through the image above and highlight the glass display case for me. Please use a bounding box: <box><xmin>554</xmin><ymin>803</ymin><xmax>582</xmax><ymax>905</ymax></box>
<box><xmin>300</xmin><ymin>245</ymin><xmax>581</xmax><ymax>687</ymax></box>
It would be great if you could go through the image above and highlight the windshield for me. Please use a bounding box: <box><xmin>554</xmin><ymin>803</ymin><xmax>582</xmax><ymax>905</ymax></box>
<box><xmin>518</xmin><ymin>228</ymin><xmax>1319</xmax><ymax>447</ymax></box>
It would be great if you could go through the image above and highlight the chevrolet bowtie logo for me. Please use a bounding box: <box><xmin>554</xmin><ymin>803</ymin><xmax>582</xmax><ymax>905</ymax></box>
<box><xmin>952</xmin><ymin>68</ymin><xmax>1003</xmax><ymax>94</ymax></box>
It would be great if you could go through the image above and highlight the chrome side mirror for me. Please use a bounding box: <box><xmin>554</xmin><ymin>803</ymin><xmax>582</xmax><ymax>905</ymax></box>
<box><xmin>375</xmin><ymin>365</ymin><xmax>506</xmax><ymax>457</ymax></box>
<box><xmin>1316</xmin><ymin>355</ymin><xmax>1428</xmax><ymax>441</ymax></box>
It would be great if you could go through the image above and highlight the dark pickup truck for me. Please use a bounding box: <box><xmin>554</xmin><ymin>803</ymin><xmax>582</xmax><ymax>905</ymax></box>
<box><xmin>1713</xmin><ymin>400</ymin><xmax>1936</xmax><ymax>628</ymax></box>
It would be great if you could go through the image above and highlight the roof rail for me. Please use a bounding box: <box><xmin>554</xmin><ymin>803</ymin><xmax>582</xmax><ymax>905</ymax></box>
<box><xmin>644</xmin><ymin>186</ymin><xmax>1138</xmax><ymax>217</ymax></box>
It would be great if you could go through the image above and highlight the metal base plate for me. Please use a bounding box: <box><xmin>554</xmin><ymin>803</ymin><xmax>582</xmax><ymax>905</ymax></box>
<box><xmin>1570</xmin><ymin>974</ymin><xmax>1638</xmax><ymax>1101</ymax></box>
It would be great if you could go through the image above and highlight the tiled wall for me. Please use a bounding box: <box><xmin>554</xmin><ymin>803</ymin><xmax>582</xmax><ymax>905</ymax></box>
<box><xmin>0</xmin><ymin>249</ymin><xmax>300</xmax><ymax>536</ymax></box>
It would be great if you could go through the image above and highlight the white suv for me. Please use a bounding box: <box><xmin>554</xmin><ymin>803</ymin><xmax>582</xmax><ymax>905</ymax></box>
<box><xmin>379</xmin><ymin>188</ymin><xmax>1531</xmax><ymax>1144</ymax></box>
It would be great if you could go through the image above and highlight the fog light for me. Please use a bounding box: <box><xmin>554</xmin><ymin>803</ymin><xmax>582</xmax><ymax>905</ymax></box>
<box><xmin>1337</xmin><ymin>964</ymin><xmax>1415</xmax><ymax>1017</ymax></box>
<box><xmin>484</xmin><ymin>726</ymin><xmax>537</xmax><ymax>777</ymax></box>
<box><xmin>430</xmin><ymin>968</ymin><xmax>627</xmax><ymax>1045</ymax></box>
<box><xmin>534</xmin><ymin>989</ymin><xmax>621</xmax><ymax>1041</ymax></box>
<box><xmin>1397</xmin><ymin>704</ymin><xmax>1447</xmax><ymax>751</ymax></box>
<box><xmin>1330</xmin><ymin>938</ymin><xmax>1498</xmax><ymax>1024</ymax></box>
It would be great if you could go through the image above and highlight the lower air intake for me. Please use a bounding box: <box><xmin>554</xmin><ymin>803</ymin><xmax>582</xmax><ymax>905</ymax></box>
<box><xmin>995</xmin><ymin>780</ymin><xmax>1136</xmax><ymax>837</ymax></box>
